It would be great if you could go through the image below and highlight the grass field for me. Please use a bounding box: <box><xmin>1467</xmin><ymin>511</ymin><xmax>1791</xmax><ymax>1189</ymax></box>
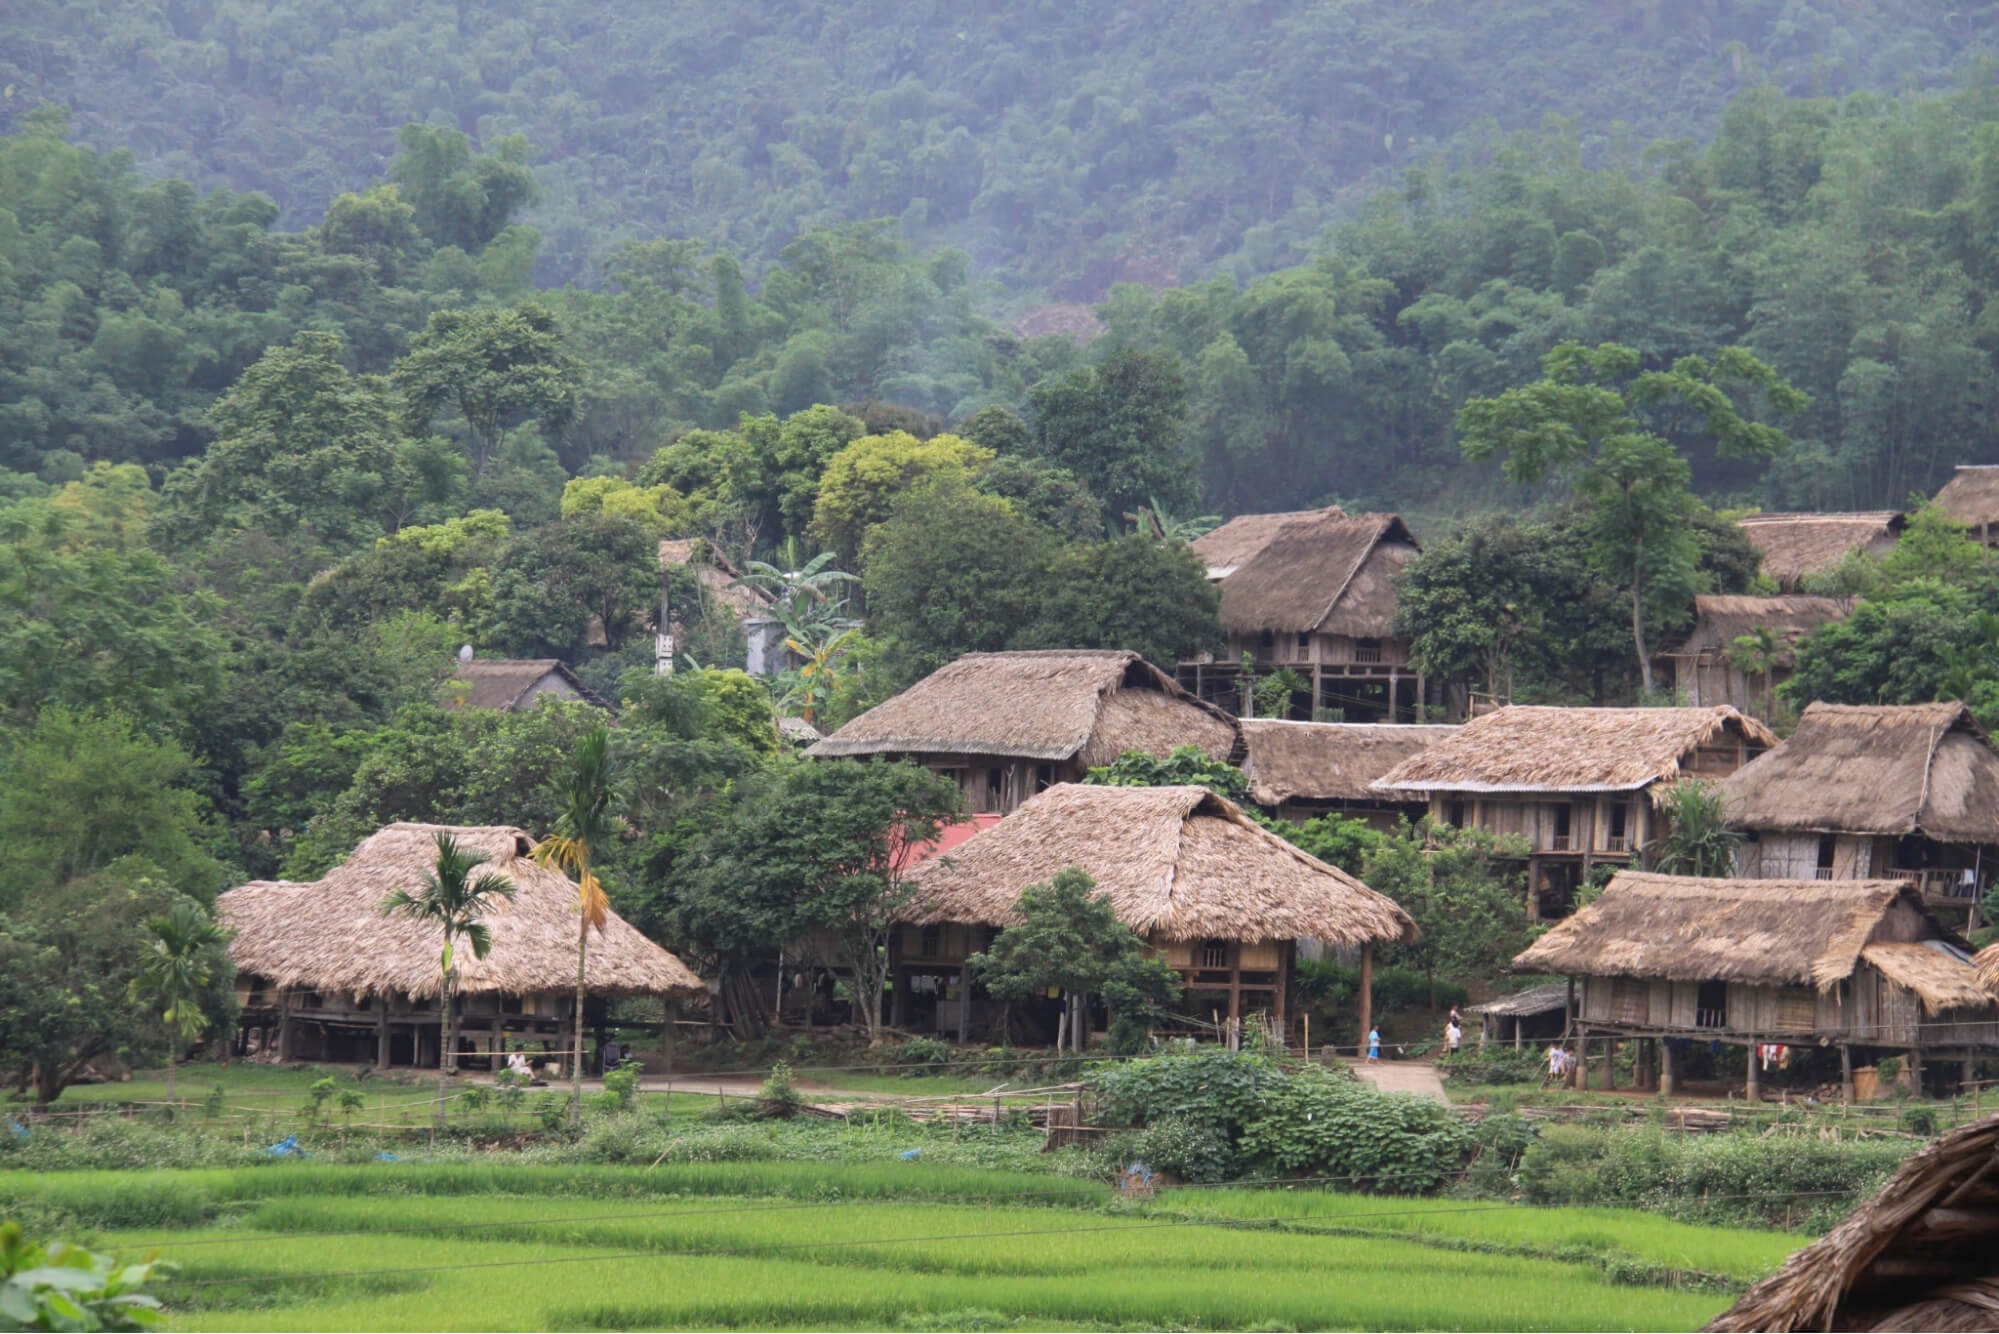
<box><xmin>0</xmin><ymin>1163</ymin><xmax>1788</xmax><ymax>1331</ymax></box>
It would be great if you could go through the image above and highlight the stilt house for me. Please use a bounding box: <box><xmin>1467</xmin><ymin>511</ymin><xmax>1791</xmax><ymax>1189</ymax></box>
<box><xmin>1181</xmin><ymin>507</ymin><xmax>1433</xmax><ymax>722</ymax></box>
<box><xmin>1707</xmin><ymin>1112</ymin><xmax>1999</xmax><ymax>1332</ymax></box>
<box><xmin>1236</xmin><ymin>719</ymin><xmax>1455</xmax><ymax>829</ymax></box>
<box><xmin>1654</xmin><ymin>595</ymin><xmax>1853</xmax><ymax>720</ymax></box>
<box><xmin>807</xmin><ymin>650</ymin><xmax>1237</xmax><ymax>814</ymax></box>
<box><xmin>220</xmin><ymin>823</ymin><xmax>705</xmax><ymax>1072</ymax></box>
<box><xmin>1720</xmin><ymin>702</ymin><xmax>1999</xmax><ymax>928</ymax></box>
<box><xmin>1513</xmin><ymin>870</ymin><xmax>1996</xmax><ymax>1098</ymax></box>
<box><xmin>449</xmin><ymin>659</ymin><xmax>611</xmax><ymax>712</ymax></box>
<box><xmin>1932</xmin><ymin>463</ymin><xmax>1999</xmax><ymax>545</ymax></box>
<box><xmin>1735</xmin><ymin>512</ymin><xmax>1904</xmax><ymax>589</ymax></box>
<box><xmin>1373</xmin><ymin>705</ymin><xmax>1777</xmax><ymax>919</ymax></box>
<box><xmin>890</xmin><ymin>783</ymin><xmax>1415</xmax><ymax>1044</ymax></box>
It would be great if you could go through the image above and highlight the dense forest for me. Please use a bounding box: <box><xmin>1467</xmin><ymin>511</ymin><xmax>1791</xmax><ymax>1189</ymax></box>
<box><xmin>8</xmin><ymin>1</ymin><xmax>1999</xmax><ymax>295</ymax></box>
<box><xmin>14</xmin><ymin>7</ymin><xmax>1999</xmax><ymax>1070</ymax></box>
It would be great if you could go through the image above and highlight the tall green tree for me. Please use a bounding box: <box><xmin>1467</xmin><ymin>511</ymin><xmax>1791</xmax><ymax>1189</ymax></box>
<box><xmin>672</xmin><ymin>758</ymin><xmax>960</xmax><ymax>1043</ymax></box>
<box><xmin>969</xmin><ymin>868</ymin><xmax>1181</xmax><ymax>1054</ymax></box>
<box><xmin>1030</xmin><ymin>347</ymin><xmax>1199</xmax><ymax>523</ymax></box>
<box><xmin>530</xmin><ymin>726</ymin><xmax>617</xmax><ymax>1120</ymax></box>
<box><xmin>1361</xmin><ymin>819</ymin><xmax>1532</xmax><ymax>1008</ymax></box>
<box><xmin>127</xmin><ymin>901</ymin><xmax>230</xmax><ymax>1104</ymax></box>
<box><xmin>393</xmin><ymin>305</ymin><xmax>583</xmax><ymax>481</ymax></box>
<box><xmin>379</xmin><ymin>832</ymin><xmax>517</xmax><ymax>1119</ymax></box>
<box><xmin>1457</xmin><ymin>342</ymin><xmax>1804</xmax><ymax>691</ymax></box>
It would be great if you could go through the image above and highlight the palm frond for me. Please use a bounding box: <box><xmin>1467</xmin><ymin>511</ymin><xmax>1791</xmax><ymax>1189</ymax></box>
<box><xmin>464</xmin><ymin>921</ymin><xmax>495</xmax><ymax>960</ymax></box>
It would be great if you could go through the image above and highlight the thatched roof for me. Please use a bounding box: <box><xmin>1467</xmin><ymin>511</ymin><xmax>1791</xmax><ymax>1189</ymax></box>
<box><xmin>1238</xmin><ymin>720</ymin><xmax>1457</xmax><ymax>805</ymax></box>
<box><xmin>1861</xmin><ymin>942</ymin><xmax>1993</xmax><ymax>1014</ymax></box>
<box><xmin>450</xmin><ymin>659</ymin><xmax>611</xmax><ymax>712</ymax></box>
<box><xmin>1512</xmin><ymin>871</ymin><xmax>1972</xmax><ymax>1001</ymax></box>
<box><xmin>1718</xmin><ymin>702</ymin><xmax>1999</xmax><ymax>844</ymax></box>
<box><xmin>1736</xmin><ymin>512</ymin><xmax>1904</xmax><ymax>587</ymax></box>
<box><xmin>220</xmin><ymin>823</ymin><xmax>704</xmax><ymax>1001</ymax></box>
<box><xmin>658</xmin><ymin>537</ymin><xmax>773</xmax><ymax>622</ymax></box>
<box><xmin>1933</xmin><ymin>464</ymin><xmax>1999</xmax><ymax>529</ymax></box>
<box><xmin>1374</xmin><ymin>706</ymin><xmax>1776</xmax><ymax>796</ymax></box>
<box><xmin>1191</xmin><ymin>507</ymin><xmax>1419</xmax><ymax>636</ymax></box>
<box><xmin>1706</xmin><ymin>1112</ymin><xmax>1999</xmax><ymax>1332</ymax></box>
<box><xmin>776</xmin><ymin>716</ymin><xmax>823</xmax><ymax>744</ymax></box>
<box><xmin>901</xmin><ymin>783</ymin><xmax>1417</xmax><ymax>947</ymax></box>
<box><xmin>1465</xmin><ymin>983</ymin><xmax>1568</xmax><ymax>1018</ymax></box>
<box><xmin>1660</xmin><ymin>594</ymin><xmax>1855</xmax><ymax>665</ymax></box>
<box><xmin>808</xmin><ymin>650</ymin><xmax>1236</xmax><ymax>765</ymax></box>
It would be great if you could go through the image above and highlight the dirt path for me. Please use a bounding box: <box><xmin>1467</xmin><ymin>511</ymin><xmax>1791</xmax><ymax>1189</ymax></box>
<box><xmin>1344</xmin><ymin>1058</ymin><xmax>1449</xmax><ymax>1102</ymax></box>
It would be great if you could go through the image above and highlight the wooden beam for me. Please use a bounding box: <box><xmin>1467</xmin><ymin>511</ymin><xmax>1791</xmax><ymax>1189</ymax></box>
<box><xmin>375</xmin><ymin>996</ymin><xmax>390</xmax><ymax>1069</ymax></box>
<box><xmin>1841</xmin><ymin>1043</ymin><xmax>1855</xmax><ymax>1104</ymax></box>
<box><xmin>1358</xmin><ymin>942</ymin><xmax>1373</xmax><ymax>1056</ymax></box>
<box><xmin>1747</xmin><ymin>1036</ymin><xmax>1760</xmax><ymax>1103</ymax></box>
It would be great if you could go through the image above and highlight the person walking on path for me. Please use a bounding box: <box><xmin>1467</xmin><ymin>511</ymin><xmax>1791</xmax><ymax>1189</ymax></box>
<box><xmin>1367</xmin><ymin>1027</ymin><xmax>1382</xmax><ymax>1063</ymax></box>
<box><xmin>1445</xmin><ymin>1016</ymin><xmax>1463</xmax><ymax>1056</ymax></box>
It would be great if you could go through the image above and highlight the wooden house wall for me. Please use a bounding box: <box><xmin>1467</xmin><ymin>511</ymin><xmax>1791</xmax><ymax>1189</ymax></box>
<box><xmin>912</xmin><ymin>752</ymin><xmax>1069</xmax><ymax>815</ymax></box>
<box><xmin>1573</xmin><ymin>969</ymin><xmax>1964</xmax><ymax>1046</ymax></box>
<box><xmin>1227</xmin><ymin>631</ymin><xmax>1413</xmax><ymax>670</ymax></box>
<box><xmin>1434</xmin><ymin>796</ymin><xmax>1640</xmax><ymax>856</ymax></box>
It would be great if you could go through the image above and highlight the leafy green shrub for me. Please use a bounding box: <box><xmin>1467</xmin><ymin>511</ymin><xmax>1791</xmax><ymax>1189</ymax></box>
<box><xmin>600</xmin><ymin>1058</ymin><xmax>644</xmax><ymax>1111</ymax></box>
<box><xmin>493</xmin><ymin>1069</ymin><xmax>529</xmax><ymax>1115</ymax></box>
<box><xmin>1901</xmin><ymin>1104</ymin><xmax>1939</xmax><ymax>1135</ymax></box>
<box><xmin>894</xmin><ymin>1037</ymin><xmax>952</xmax><ymax>1073</ymax></box>
<box><xmin>1513</xmin><ymin>1124</ymin><xmax>1911</xmax><ymax>1229</ymax></box>
<box><xmin>456</xmin><ymin>1085</ymin><xmax>491</xmax><ymax>1116</ymax></box>
<box><xmin>759</xmin><ymin>1062</ymin><xmax>802</xmax><ymax>1118</ymax></box>
<box><xmin>1090</xmin><ymin>1047</ymin><xmax>1288</xmax><ymax>1145</ymax></box>
<box><xmin>1438</xmin><ymin>1047</ymin><xmax>1544</xmax><ymax>1085</ymax></box>
<box><xmin>0</xmin><ymin>1221</ymin><xmax>168</xmax><ymax>1331</ymax></box>
<box><xmin>300</xmin><ymin>1077</ymin><xmax>338</xmax><ymax>1123</ymax></box>
<box><xmin>1236</xmin><ymin>1067</ymin><xmax>1474</xmax><ymax>1192</ymax></box>
<box><xmin>531</xmin><ymin>1096</ymin><xmax>568</xmax><ymax>1131</ymax></box>
<box><xmin>1097</xmin><ymin>1116</ymin><xmax>1237</xmax><ymax>1183</ymax></box>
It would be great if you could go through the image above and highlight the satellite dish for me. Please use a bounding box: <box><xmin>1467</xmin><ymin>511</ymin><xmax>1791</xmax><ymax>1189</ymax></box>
<box><xmin>458</xmin><ymin>644</ymin><xmax>474</xmax><ymax>662</ymax></box>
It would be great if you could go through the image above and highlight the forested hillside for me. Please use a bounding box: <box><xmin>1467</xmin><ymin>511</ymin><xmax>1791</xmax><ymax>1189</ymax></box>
<box><xmin>6</xmin><ymin>0</ymin><xmax>1997</xmax><ymax>295</ymax></box>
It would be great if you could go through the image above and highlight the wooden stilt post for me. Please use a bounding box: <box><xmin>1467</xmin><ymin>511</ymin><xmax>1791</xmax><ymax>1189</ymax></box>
<box><xmin>1358</xmin><ymin>942</ymin><xmax>1373</xmax><ymax>1058</ymax></box>
<box><xmin>663</xmin><ymin>998</ymin><xmax>678</xmax><ymax>1075</ymax></box>
<box><xmin>957</xmin><ymin>961</ymin><xmax>971</xmax><ymax>1046</ymax></box>
<box><xmin>375</xmin><ymin>996</ymin><xmax>391</xmax><ymax>1069</ymax></box>
<box><xmin>1910</xmin><ymin>1048</ymin><xmax>1925</xmax><ymax>1099</ymax></box>
<box><xmin>1746</xmin><ymin>1037</ymin><xmax>1760</xmax><ymax>1103</ymax></box>
<box><xmin>1660</xmin><ymin>1036</ymin><xmax>1677</xmax><ymax>1096</ymax></box>
<box><xmin>1841</xmin><ymin>1044</ymin><xmax>1855</xmax><ymax>1104</ymax></box>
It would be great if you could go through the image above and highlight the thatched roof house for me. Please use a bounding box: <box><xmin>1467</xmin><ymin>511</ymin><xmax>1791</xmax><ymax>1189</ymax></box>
<box><xmin>1237</xmin><ymin>719</ymin><xmax>1456</xmax><ymax>826</ymax></box>
<box><xmin>1721</xmin><ymin>703</ymin><xmax>1999</xmax><ymax>918</ymax></box>
<box><xmin>1193</xmin><ymin>507</ymin><xmax>1418</xmax><ymax>639</ymax></box>
<box><xmin>1706</xmin><ymin>1112</ymin><xmax>1999</xmax><ymax>1331</ymax></box>
<box><xmin>222</xmin><ymin>823</ymin><xmax>703</xmax><ymax>1069</ymax></box>
<box><xmin>450</xmin><ymin>659</ymin><xmax>611</xmax><ymax>712</ymax></box>
<box><xmin>1736</xmin><ymin>512</ymin><xmax>1904</xmax><ymax>588</ymax></box>
<box><xmin>1656</xmin><ymin>594</ymin><xmax>1854</xmax><ymax>719</ymax></box>
<box><xmin>1513</xmin><ymin>871</ymin><xmax>1994</xmax><ymax>1093</ymax></box>
<box><xmin>892</xmin><ymin>783</ymin><xmax>1415</xmax><ymax>1037</ymax></box>
<box><xmin>224</xmin><ymin>824</ymin><xmax>703</xmax><ymax>1001</ymax></box>
<box><xmin>809</xmin><ymin>651</ymin><xmax>1236</xmax><ymax>813</ymax></box>
<box><xmin>1722</xmin><ymin>703</ymin><xmax>1999</xmax><ymax>845</ymax></box>
<box><xmin>1183</xmin><ymin>507</ymin><xmax>1432</xmax><ymax>724</ymax></box>
<box><xmin>657</xmin><ymin>537</ymin><xmax>772</xmax><ymax>622</ymax></box>
<box><xmin>1933</xmin><ymin>463</ymin><xmax>1999</xmax><ymax>541</ymax></box>
<box><xmin>1375</xmin><ymin>705</ymin><xmax>1775</xmax><ymax>797</ymax></box>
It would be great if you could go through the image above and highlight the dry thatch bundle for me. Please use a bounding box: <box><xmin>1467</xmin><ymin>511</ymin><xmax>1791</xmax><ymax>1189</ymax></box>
<box><xmin>1706</xmin><ymin>1111</ymin><xmax>1999</xmax><ymax>1331</ymax></box>
<box><xmin>1374</xmin><ymin>705</ymin><xmax>1776</xmax><ymax>796</ymax></box>
<box><xmin>1512</xmin><ymin>871</ymin><xmax>1980</xmax><ymax>1008</ymax></box>
<box><xmin>1719</xmin><ymin>702</ymin><xmax>1999</xmax><ymax>843</ymax></box>
<box><xmin>1237</xmin><ymin>719</ymin><xmax>1458</xmax><ymax>805</ymax></box>
<box><xmin>1933</xmin><ymin>464</ymin><xmax>1999</xmax><ymax>531</ymax></box>
<box><xmin>1662</xmin><ymin>594</ymin><xmax>1855</xmax><ymax>664</ymax></box>
<box><xmin>808</xmin><ymin>650</ymin><xmax>1236</xmax><ymax>766</ymax></box>
<box><xmin>220</xmin><ymin>823</ymin><xmax>704</xmax><ymax>1000</ymax></box>
<box><xmin>900</xmin><ymin>783</ymin><xmax>1416</xmax><ymax>947</ymax></box>
<box><xmin>449</xmin><ymin>659</ymin><xmax>611</xmax><ymax>712</ymax></box>
<box><xmin>1190</xmin><ymin>507</ymin><xmax>1418</xmax><ymax>636</ymax></box>
<box><xmin>1736</xmin><ymin>511</ymin><xmax>1904</xmax><ymax>587</ymax></box>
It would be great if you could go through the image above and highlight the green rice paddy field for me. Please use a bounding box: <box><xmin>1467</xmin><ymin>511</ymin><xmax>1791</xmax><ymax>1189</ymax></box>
<box><xmin>0</xmin><ymin>1162</ymin><xmax>1800</xmax><ymax>1331</ymax></box>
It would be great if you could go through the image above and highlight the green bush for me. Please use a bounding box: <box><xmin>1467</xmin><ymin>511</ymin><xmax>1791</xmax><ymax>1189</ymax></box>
<box><xmin>1097</xmin><ymin>1116</ymin><xmax>1238</xmax><ymax>1184</ymax></box>
<box><xmin>1438</xmin><ymin>1047</ymin><xmax>1544</xmax><ymax>1085</ymax></box>
<box><xmin>1901</xmin><ymin>1104</ymin><xmax>1939</xmax><ymax>1135</ymax></box>
<box><xmin>759</xmin><ymin>1062</ymin><xmax>802</xmax><ymax>1118</ymax></box>
<box><xmin>600</xmin><ymin>1059</ymin><xmax>644</xmax><ymax>1111</ymax></box>
<box><xmin>1090</xmin><ymin>1047</ymin><xmax>1288</xmax><ymax>1145</ymax></box>
<box><xmin>894</xmin><ymin>1037</ymin><xmax>952</xmax><ymax>1073</ymax></box>
<box><xmin>0</xmin><ymin>1221</ymin><xmax>168</xmax><ymax>1331</ymax></box>
<box><xmin>1512</xmin><ymin>1124</ymin><xmax>1910</xmax><ymax>1229</ymax></box>
<box><xmin>1235</xmin><ymin>1067</ymin><xmax>1474</xmax><ymax>1192</ymax></box>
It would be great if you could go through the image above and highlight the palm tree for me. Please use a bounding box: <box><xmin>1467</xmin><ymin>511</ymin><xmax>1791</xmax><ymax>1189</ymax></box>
<box><xmin>1123</xmin><ymin>493</ymin><xmax>1222</xmax><ymax>543</ymax></box>
<box><xmin>734</xmin><ymin>549</ymin><xmax>859</xmax><ymax>619</ymax></box>
<box><xmin>1647</xmin><ymin>778</ymin><xmax>1740</xmax><ymax>877</ymax></box>
<box><xmin>380</xmin><ymin>833</ymin><xmax>517</xmax><ymax>1122</ymax></box>
<box><xmin>781</xmin><ymin>621</ymin><xmax>859</xmax><ymax>724</ymax></box>
<box><xmin>532</xmin><ymin>726</ymin><xmax>617</xmax><ymax>1121</ymax></box>
<box><xmin>127</xmin><ymin>901</ymin><xmax>227</xmax><ymax>1106</ymax></box>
